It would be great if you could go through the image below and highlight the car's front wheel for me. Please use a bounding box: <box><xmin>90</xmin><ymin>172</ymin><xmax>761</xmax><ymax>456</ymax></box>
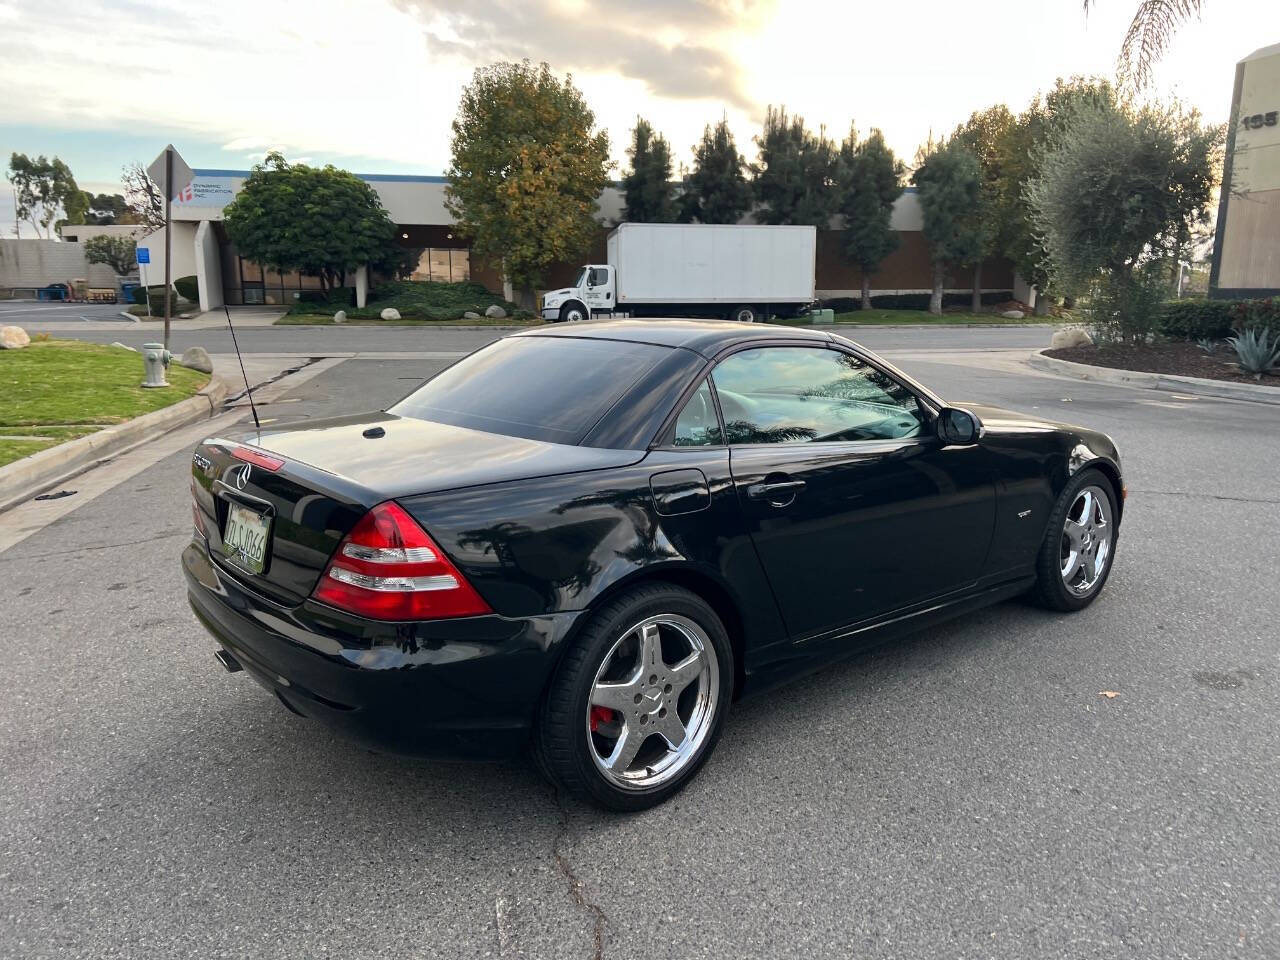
<box><xmin>535</xmin><ymin>584</ymin><xmax>733</xmax><ymax>811</ymax></box>
<box><xmin>559</xmin><ymin>302</ymin><xmax>587</xmax><ymax>323</ymax></box>
<box><xmin>1032</xmin><ymin>468</ymin><xmax>1119</xmax><ymax>611</ymax></box>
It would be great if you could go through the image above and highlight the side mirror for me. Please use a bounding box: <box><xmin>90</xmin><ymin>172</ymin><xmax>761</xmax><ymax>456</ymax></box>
<box><xmin>936</xmin><ymin>407</ymin><xmax>983</xmax><ymax>445</ymax></box>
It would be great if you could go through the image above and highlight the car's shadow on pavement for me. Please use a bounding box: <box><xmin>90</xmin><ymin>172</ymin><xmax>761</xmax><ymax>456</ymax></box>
<box><xmin>125</xmin><ymin>593</ymin><xmax>1075</xmax><ymax>827</ymax></box>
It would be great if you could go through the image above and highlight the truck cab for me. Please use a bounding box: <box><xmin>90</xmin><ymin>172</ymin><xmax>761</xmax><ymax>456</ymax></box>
<box><xmin>541</xmin><ymin>265</ymin><xmax>615</xmax><ymax>323</ymax></box>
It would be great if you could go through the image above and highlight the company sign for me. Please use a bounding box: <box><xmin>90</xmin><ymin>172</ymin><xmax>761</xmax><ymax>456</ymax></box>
<box><xmin>172</xmin><ymin>176</ymin><xmax>240</xmax><ymax>211</ymax></box>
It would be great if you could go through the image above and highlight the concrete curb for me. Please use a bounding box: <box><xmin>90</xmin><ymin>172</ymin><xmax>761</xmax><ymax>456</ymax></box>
<box><xmin>0</xmin><ymin>375</ymin><xmax>230</xmax><ymax>512</ymax></box>
<box><xmin>1028</xmin><ymin>350</ymin><xmax>1280</xmax><ymax>405</ymax></box>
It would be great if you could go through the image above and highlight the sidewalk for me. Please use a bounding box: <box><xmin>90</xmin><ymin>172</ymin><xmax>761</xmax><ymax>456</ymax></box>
<box><xmin>7</xmin><ymin>305</ymin><xmax>288</xmax><ymax>333</ymax></box>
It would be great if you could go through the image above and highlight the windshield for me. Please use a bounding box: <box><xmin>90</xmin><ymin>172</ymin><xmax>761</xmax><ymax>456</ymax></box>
<box><xmin>390</xmin><ymin>336</ymin><xmax>670</xmax><ymax>445</ymax></box>
<box><xmin>571</xmin><ymin>267</ymin><xmax>587</xmax><ymax>289</ymax></box>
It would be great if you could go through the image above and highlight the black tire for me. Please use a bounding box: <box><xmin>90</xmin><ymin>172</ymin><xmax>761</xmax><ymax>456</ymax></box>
<box><xmin>533</xmin><ymin>583</ymin><xmax>733</xmax><ymax>811</ymax></box>
<box><xmin>1030</xmin><ymin>468</ymin><xmax>1119</xmax><ymax>611</ymax></box>
<box><xmin>730</xmin><ymin>304</ymin><xmax>758</xmax><ymax>323</ymax></box>
<box><xmin>559</xmin><ymin>302</ymin><xmax>587</xmax><ymax>324</ymax></box>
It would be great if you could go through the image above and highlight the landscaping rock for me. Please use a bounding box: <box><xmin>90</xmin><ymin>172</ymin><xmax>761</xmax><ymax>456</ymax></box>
<box><xmin>109</xmin><ymin>341</ymin><xmax>136</xmax><ymax>352</ymax></box>
<box><xmin>1000</xmin><ymin>309</ymin><xmax>1025</xmax><ymax>319</ymax></box>
<box><xmin>380</xmin><ymin>308</ymin><xmax>401</xmax><ymax>321</ymax></box>
<box><xmin>1050</xmin><ymin>326</ymin><xmax>1093</xmax><ymax>349</ymax></box>
<box><xmin>463</xmin><ymin>311</ymin><xmax>481</xmax><ymax>319</ymax></box>
<box><xmin>484</xmin><ymin>304</ymin><xmax>507</xmax><ymax>319</ymax></box>
<box><xmin>179</xmin><ymin>346</ymin><xmax>213</xmax><ymax>374</ymax></box>
<box><xmin>178</xmin><ymin>312</ymin><xmax>196</xmax><ymax>320</ymax></box>
<box><xmin>0</xmin><ymin>325</ymin><xmax>30</xmax><ymax>350</ymax></box>
<box><xmin>333</xmin><ymin>310</ymin><xmax>347</xmax><ymax>324</ymax></box>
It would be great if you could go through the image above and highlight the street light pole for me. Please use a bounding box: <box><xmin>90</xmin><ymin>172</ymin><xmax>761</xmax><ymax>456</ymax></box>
<box><xmin>163</xmin><ymin>147</ymin><xmax>173</xmax><ymax>351</ymax></box>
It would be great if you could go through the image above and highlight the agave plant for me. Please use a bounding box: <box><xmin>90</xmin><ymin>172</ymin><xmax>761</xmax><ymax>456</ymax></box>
<box><xmin>1196</xmin><ymin>337</ymin><xmax>1217</xmax><ymax>355</ymax></box>
<box><xmin>1226</xmin><ymin>327</ymin><xmax>1280</xmax><ymax>380</ymax></box>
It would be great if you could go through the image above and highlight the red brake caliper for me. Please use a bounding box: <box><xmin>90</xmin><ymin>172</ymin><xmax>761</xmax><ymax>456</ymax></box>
<box><xmin>590</xmin><ymin>705</ymin><xmax>615</xmax><ymax>732</ymax></box>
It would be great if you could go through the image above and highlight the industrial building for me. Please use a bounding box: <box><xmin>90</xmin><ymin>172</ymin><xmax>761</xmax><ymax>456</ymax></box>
<box><xmin>134</xmin><ymin>170</ymin><xmax>1020</xmax><ymax>313</ymax></box>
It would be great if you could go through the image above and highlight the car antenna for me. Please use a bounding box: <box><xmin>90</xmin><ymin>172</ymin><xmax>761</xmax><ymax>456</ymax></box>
<box><xmin>223</xmin><ymin>303</ymin><xmax>261</xmax><ymax>433</ymax></box>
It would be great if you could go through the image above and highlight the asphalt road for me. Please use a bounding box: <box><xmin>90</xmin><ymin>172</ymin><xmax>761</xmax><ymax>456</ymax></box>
<box><xmin>2</xmin><ymin>338</ymin><xmax>1278</xmax><ymax>959</ymax></box>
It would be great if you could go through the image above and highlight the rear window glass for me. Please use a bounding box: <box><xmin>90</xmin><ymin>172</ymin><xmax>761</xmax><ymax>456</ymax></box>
<box><xmin>389</xmin><ymin>336</ymin><xmax>669</xmax><ymax>445</ymax></box>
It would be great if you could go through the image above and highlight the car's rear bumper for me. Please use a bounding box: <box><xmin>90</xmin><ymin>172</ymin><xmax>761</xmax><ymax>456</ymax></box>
<box><xmin>183</xmin><ymin>538</ymin><xmax>582</xmax><ymax>760</ymax></box>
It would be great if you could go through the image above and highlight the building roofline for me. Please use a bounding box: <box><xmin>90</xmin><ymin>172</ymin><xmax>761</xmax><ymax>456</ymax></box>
<box><xmin>191</xmin><ymin>168</ymin><xmax>451</xmax><ymax>184</ymax></box>
<box><xmin>190</xmin><ymin>168</ymin><xmax>916</xmax><ymax>194</ymax></box>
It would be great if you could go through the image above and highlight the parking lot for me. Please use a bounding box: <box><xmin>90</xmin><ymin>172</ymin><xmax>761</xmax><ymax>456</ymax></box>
<box><xmin>2</xmin><ymin>329</ymin><xmax>1277</xmax><ymax>958</ymax></box>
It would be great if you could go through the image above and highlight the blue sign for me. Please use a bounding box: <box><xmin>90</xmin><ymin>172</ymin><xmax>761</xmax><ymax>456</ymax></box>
<box><xmin>137</xmin><ymin>247</ymin><xmax>151</xmax><ymax>264</ymax></box>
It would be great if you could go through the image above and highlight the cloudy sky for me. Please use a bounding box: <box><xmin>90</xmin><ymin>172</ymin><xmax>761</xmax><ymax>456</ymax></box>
<box><xmin>0</xmin><ymin>0</ymin><xmax>1264</xmax><ymax>235</ymax></box>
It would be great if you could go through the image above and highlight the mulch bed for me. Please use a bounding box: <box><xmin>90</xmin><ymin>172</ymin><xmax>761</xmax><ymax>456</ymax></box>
<box><xmin>1045</xmin><ymin>341</ymin><xmax>1279</xmax><ymax>386</ymax></box>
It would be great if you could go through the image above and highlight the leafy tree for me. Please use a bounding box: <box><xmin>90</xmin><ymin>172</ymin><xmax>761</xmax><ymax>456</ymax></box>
<box><xmin>223</xmin><ymin>152</ymin><xmax>401</xmax><ymax>297</ymax></box>
<box><xmin>678</xmin><ymin>119</ymin><xmax>752</xmax><ymax>224</ymax></box>
<box><xmin>835</xmin><ymin>128</ymin><xmax>904</xmax><ymax>310</ymax></box>
<box><xmin>82</xmin><ymin>193</ymin><xmax>133</xmax><ymax>225</ymax></box>
<box><xmin>1083</xmin><ymin>0</ymin><xmax>1203</xmax><ymax>89</ymax></box>
<box><xmin>998</xmin><ymin>77</ymin><xmax>1117</xmax><ymax>312</ymax></box>
<box><xmin>1026</xmin><ymin>99</ymin><xmax>1222</xmax><ymax>288</ymax></box>
<box><xmin>752</xmin><ymin>106</ymin><xmax>837</xmax><ymax>226</ymax></box>
<box><xmin>446</xmin><ymin>61</ymin><xmax>610</xmax><ymax>306</ymax></box>
<box><xmin>952</xmin><ymin>105</ymin><xmax>1016</xmax><ymax>311</ymax></box>
<box><xmin>122</xmin><ymin>162</ymin><xmax>165</xmax><ymax>230</ymax></box>
<box><xmin>1027</xmin><ymin>99</ymin><xmax>1222</xmax><ymax>342</ymax></box>
<box><xmin>622</xmin><ymin>117</ymin><xmax>675</xmax><ymax>223</ymax></box>
<box><xmin>6</xmin><ymin>153</ymin><xmax>81</xmax><ymax>238</ymax></box>
<box><xmin>84</xmin><ymin>234</ymin><xmax>138</xmax><ymax>276</ymax></box>
<box><xmin>912</xmin><ymin>139</ymin><xmax>987</xmax><ymax>315</ymax></box>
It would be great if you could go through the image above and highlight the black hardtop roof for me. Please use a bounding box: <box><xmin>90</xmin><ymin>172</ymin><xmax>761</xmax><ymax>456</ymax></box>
<box><xmin>511</xmin><ymin>318</ymin><xmax>840</xmax><ymax>358</ymax></box>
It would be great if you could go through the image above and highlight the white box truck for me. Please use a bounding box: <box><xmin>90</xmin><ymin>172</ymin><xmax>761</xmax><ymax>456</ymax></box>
<box><xmin>540</xmin><ymin>222</ymin><xmax>816</xmax><ymax>324</ymax></box>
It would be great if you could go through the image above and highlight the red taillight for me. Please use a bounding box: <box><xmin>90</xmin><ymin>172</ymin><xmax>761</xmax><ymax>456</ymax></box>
<box><xmin>311</xmin><ymin>501</ymin><xmax>492</xmax><ymax>621</ymax></box>
<box><xmin>230</xmin><ymin>444</ymin><xmax>284</xmax><ymax>471</ymax></box>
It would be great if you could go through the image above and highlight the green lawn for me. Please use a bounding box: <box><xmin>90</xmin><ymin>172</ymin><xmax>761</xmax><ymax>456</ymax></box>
<box><xmin>772</xmin><ymin>309</ymin><xmax>1061</xmax><ymax>326</ymax></box>
<box><xmin>0</xmin><ymin>340</ymin><xmax>209</xmax><ymax>467</ymax></box>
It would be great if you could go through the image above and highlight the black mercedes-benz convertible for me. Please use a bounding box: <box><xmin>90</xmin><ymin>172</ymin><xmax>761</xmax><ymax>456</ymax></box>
<box><xmin>184</xmin><ymin>320</ymin><xmax>1123</xmax><ymax>810</ymax></box>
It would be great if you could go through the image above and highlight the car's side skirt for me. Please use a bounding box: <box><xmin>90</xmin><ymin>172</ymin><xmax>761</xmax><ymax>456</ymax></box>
<box><xmin>739</xmin><ymin>574</ymin><xmax>1037</xmax><ymax>698</ymax></box>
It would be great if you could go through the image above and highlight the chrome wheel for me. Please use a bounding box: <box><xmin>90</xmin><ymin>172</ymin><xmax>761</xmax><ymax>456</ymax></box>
<box><xmin>586</xmin><ymin>614</ymin><xmax>719</xmax><ymax>791</ymax></box>
<box><xmin>1060</xmin><ymin>485</ymin><xmax>1113</xmax><ymax>597</ymax></box>
<box><xmin>563</xmin><ymin>304</ymin><xmax>586</xmax><ymax>323</ymax></box>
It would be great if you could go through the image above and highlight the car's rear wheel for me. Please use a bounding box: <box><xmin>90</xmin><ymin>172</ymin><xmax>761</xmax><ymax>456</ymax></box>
<box><xmin>534</xmin><ymin>584</ymin><xmax>732</xmax><ymax>811</ymax></box>
<box><xmin>1031</xmin><ymin>469</ymin><xmax>1118</xmax><ymax>611</ymax></box>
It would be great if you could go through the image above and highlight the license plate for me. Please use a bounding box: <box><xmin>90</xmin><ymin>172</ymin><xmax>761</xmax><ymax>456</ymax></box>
<box><xmin>223</xmin><ymin>503</ymin><xmax>271</xmax><ymax>574</ymax></box>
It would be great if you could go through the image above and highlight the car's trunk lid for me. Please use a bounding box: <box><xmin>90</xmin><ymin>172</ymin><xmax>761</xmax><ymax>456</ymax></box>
<box><xmin>191</xmin><ymin>413</ymin><xmax>644</xmax><ymax>605</ymax></box>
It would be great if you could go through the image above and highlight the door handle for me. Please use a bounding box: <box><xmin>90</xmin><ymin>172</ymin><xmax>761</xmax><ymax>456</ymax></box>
<box><xmin>747</xmin><ymin>479</ymin><xmax>806</xmax><ymax>503</ymax></box>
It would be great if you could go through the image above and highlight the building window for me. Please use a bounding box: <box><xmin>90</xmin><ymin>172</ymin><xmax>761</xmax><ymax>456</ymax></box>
<box><xmin>410</xmin><ymin>247</ymin><xmax>470</xmax><ymax>283</ymax></box>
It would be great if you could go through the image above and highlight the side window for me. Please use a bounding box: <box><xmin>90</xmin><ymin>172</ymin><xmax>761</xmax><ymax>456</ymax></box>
<box><xmin>709</xmin><ymin>346</ymin><xmax>924</xmax><ymax>445</ymax></box>
<box><xmin>671</xmin><ymin>380</ymin><xmax>722</xmax><ymax>446</ymax></box>
<box><xmin>589</xmin><ymin>267</ymin><xmax>609</xmax><ymax>286</ymax></box>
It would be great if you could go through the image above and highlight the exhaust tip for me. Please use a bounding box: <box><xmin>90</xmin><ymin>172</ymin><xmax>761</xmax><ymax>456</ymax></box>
<box><xmin>214</xmin><ymin>648</ymin><xmax>243</xmax><ymax>673</ymax></box>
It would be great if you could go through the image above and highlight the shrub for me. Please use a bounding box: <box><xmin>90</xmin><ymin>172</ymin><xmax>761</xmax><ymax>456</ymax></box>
<box><xmin>1227</xmin><ymin>327</ymin><xmax>1280</xmax><ymax>379</ymax></box>
<box><xmin>1231</xmin><ymin>297</ymin><xmax>1280</xmax><ymax>333</ymax></box>
<box><xmin>174</xmin><ymin>275</ymin><xmax>200</xmax><ymax>301</ymax></box>
<box><xmin>819</xmin><ymin>291</ymin><xmax>1013</xmax><ymax>313</ymax></box>
<box><xmin>1157</xmin><ymin>299</ymin><xmax>1236</xmax><ymax>340</ymax></box>
<box><xmin>295</xmin><ymin>287</ymin><xmax>354</xmax><ymax>306</ymax></box>
<box><xmin>130</xmin><ymin>284</ymin><xmax>176</xmax><ymax>314</ymax></box>
<box><xmin>1082</xmin><ymin>264</ymin><xmax>1168</xmax><ymax>345</ymax></box>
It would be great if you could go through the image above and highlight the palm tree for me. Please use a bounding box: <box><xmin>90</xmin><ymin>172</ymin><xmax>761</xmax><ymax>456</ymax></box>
<box><xmin>1085</xmin><ymin>0</ymin><xmax>1204</xmax><ymax>89</ymax></box>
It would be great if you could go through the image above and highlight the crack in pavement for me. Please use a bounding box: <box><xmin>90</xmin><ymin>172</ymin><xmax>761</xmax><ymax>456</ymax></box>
<box><xmin>551</xmin><ymin>788</ymin><xmax>608</xmax><ymax>960</ymax></box>
<box><xmin>1129</xmin><ymin>489</ymin><xmax>1280</xmax><ymax>505</ymax></box>
<box><xmin>0</xmin><ymin>529</ymin><xmax>188</xmax><ymax>563</ymax></box>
